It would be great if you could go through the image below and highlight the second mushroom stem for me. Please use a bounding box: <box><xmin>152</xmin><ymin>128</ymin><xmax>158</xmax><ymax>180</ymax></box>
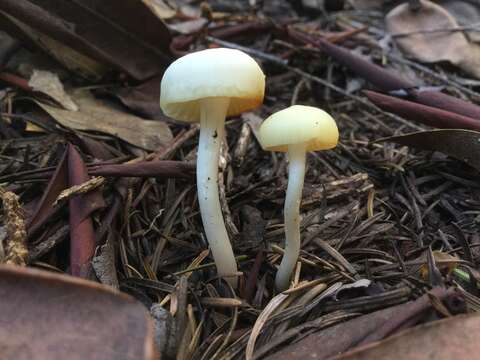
<box><xmin>197</xmin><ymin>97</ymin><xmax>238</xmax><ymax>287</ymax></box>
<box><xmin>276</xmin><ymin>143</ymin><xmax>306</xmax><ymax>291</ymax></box>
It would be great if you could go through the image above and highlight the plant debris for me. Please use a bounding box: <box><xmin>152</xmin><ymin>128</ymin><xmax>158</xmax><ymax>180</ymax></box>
<box><xmin>0</xmin><ymin>0</ymin><xmax>480</xmax><ymax>359</ymax></box>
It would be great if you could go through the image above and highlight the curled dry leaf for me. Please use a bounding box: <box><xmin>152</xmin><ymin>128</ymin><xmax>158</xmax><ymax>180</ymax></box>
<box><xmin>334</xmin><ymin>314</ymin><xmax>480</xmax><ymax>360</ymax></box>
<box><xmin>377</xmin><ymin>129</ymin><xmax>480</xmax><ymax>171</ymax></box>
<box><xmin>36</xmin><ymin>90</ymin><xmax>173</xmax><ymax>151</ymax></box>
<box><xmin>0</xmin><ymin>265</ymin><xmax>156</xmax><ymax>360</ymax></box>
<box><xmin>386</xmin><ymin>0</ymin><xmax>480</xmax><ymax>79</ymax></box>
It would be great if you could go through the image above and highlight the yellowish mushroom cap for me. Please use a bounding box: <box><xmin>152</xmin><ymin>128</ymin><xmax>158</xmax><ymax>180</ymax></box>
<box><xmin>160</xmin><ymin>48</ymin><xmax>265</xmax><ymax>122</ymax></box>
<box><xmin>258</xmin><ymin>105</ymin><xmax>339</xmax><ymax>152</ymax></box>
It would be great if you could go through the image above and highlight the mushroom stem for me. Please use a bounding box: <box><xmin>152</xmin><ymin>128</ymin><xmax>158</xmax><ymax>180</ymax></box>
<box><xmin>275</xmin><ymin>143</ymin><xmax>306</xmax><ymax>291</ymax></box>
<box><xmin>197</xmin><ymin>97</ymin><xmax>238</xmax><ymax>287</ymax></box>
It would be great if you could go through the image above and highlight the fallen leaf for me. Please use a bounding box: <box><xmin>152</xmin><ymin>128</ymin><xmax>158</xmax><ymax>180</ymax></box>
<box><xmin>268</xmin><ymin>288</ymin><xmax>464</xmax><ymax>360</ymax></box>
<box><xmin>28</xmin><ymin>70</ymin><xmax>78</xmax><ymax>111</ymax></box>
<box><xmin>386</xmin><ymin>0</ymin><xmax>480</xmax><ymax>79</ymax></box>
<box><xmin>377</xmin><ymin>129</ymin><xmax>480</xmax><ymax>171</ymax></box>
<box><xmin>364</xmin><ymin>90</ymin><xmax>480</xmax><ymax>131</ymax></box>
<box><xmin>334</xmin><ymin>314</ymin><xmax>480</xmax><ymax>359</ymax></box>
<box><xmin>26</xmin><ymin>147</ymin><xmax>68</xmax><ymax>237</ymax></box>
<box><xmin>443</xmin><ymin>0</ymin><xmax>480</xmax><ymax>43</ymax></box>
<box><xmin>0</xmin><ymin>10</ymin><xmax>109</xmax><ymax>80</ymax></box>
<box><xmin>142</xmin><ymin>0</ymin><xmax>177</xmax><ymax>20</ymax></box>
<box><xmin>299</xmin><ymin>34</ymin><xmax>480</xmax><ymax>119</ymax></box>
<box><xmin>68</xmin><ymin>144</ymin><xmax>105</xmax><ymax>278</ymax></box>
<box><xmin>0</xmin><ymin>0</ymin><xmax>171</xmax><ymax>80</ymax></box>
<box><xmin>289</xmin><ymin>29</ymin><xmax>413</xmax><ymax>91</ymax></box>
<box><xmin>111</xmin><ymin>76</ymin><xmax>165</xmax><ymax>120</ymax></box>
<box><xmin>0</xmin><ymin>265</ymin><xmax>156</xmax><ymax>360</ymax></box>
<box><xmin>36</xmin><ymin>90</ymin><xmax>173</xmax><ymax>151</ymax></box>
<box><xmin>89</xmin><ymin>160</ymin><xmax>195</xmax><ymax>179</ymax></box>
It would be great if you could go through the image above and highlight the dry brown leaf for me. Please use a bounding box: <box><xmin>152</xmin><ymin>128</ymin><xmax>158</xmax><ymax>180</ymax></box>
<box><xmin>334</xmin><ymin>314</ymin><xmax>480</xmax><ymax>359</ymax></box>
<box><xmin>142</xmin><ymin>0</ymin><xmax>177</xmax><ymax>19</ymax></box>
<box><xmin>29</xmin><ymin>70</ymin><xmax>78</xmax><ymax>111</ymax></box>
<box><xmin>377</xmin><ymin>129</ymin><xmax>480</xmax><ymax>172</ymax></box>
<box><xmin>0</xmin><ymin>11</ymin><xmax>107</xmax><ymax>80</ymax></box>
<box><xmin>0</xmin><ymin>0</ymin><xmax>171</xmax><ymax>81</ymax></box>
<box><xmin>386</xmin><ymin>0</ymin><xmax>480</xmax><ymax>79</ymax></box>
<box><xmin>0</xmin><ymin>265</ymin><xmax>156</xmax><ymax>359</ymax></box>
<box><xmin>443</xmin><ymin>1</ymin><xmax>480</xmax><ymax>43</ymax></box>
<box><xmin>36</xmin><ymin>90</ymin><xmax>173</xmax><ymax>151</ymax></box>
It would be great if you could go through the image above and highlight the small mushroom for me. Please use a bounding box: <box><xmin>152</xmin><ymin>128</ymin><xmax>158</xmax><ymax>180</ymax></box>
<box><xmin>160</xmin><ymin>48</ymin><xmax>265</xmax><ymax>287</ymax></box>
<box><xmin>258</xmin><ymin>105</ymin><xmax>339</xmax><ymax>291</ymax></box>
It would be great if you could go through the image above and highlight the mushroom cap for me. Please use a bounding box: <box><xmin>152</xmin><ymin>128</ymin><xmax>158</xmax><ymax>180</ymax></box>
<box><xmin>258</xmin><ymin>105</ymin><xmax>339</xmax><ymax>152</ymax></box>
<box><xmin>160</xmin><ymin>48</ymin><xmax>265</xmax><ymax>122</ymax></box>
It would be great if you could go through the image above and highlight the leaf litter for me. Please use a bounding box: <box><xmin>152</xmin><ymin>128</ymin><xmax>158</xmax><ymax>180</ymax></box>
<box><xmin>0</xmin><ymin>1</ymin><xmax>480</xmax><ymax>359</ymax></box>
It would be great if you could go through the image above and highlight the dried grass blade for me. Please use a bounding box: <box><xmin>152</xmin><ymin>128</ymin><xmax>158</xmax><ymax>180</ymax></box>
<box><xmin>246</xmin><ymin>293</ymin><xmax>289</xmax><ymax>360</ymax></box>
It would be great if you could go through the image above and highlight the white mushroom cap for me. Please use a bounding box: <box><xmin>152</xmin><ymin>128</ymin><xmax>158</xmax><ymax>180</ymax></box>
<box><xmin>160</xmin><ymin>48</ymin><xmax>265</xmax><ymax>122</ymax></box>
<box><xmin>258</xmin><ymin>105</ymin><xmax>339</xmax><ymax>152</ymax></box>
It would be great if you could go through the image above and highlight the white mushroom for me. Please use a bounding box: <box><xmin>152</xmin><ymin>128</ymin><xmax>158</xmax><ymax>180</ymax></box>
<box><xmin>258</xmin><ymin>105</ymin><xmax>339</xmax><ymax>291</ymax></box>
<box><xmin>160</xmin><ymin>48</ymin><xmax>265</xmax><ymax>287</ymax></box>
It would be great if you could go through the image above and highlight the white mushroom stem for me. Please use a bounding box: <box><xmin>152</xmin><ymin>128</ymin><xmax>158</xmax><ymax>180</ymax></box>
<box><xmin>197</xmin><ymin>97</ymin><xmax>238</xmax><ymax>287</ymax></box>
<box><xmin>275</xmin><ymin>143</ymin><xmax>306</xmax><ymax>291</ymax></box>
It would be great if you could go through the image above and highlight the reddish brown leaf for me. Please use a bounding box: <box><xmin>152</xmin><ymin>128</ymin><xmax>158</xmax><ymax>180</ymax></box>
<box><xmin>68</xmin><ymin>144</ymin><xmax>105</xmax><ymax>277</ymax></box>
<box><xmin>89</xmin><ymin>160</ymin><xmax>195</xmax><ymax>179</ymax></box>
<box><xmin>291</xmin><ymin>32</ymin><xmax>480</xmax><ymax>120</ymax></box>
<box><xmin>364</xmin><ymin>90</ymin><xmax>480</xmax><ymax>131</ymax></box>
<box><xmin>411</xmin><ymin>90</ymin><xmax>480</xmax><ymax>120</ymax></box>
<box><xmin>334</xmin><ymin>314</ymin><xmax>480</xmax><ymax>360</ymax></box>
<box><xmin>288</xmin><ymin>29</ymin><xmax>413</xmax><ymax>91</ymax></box>
<box><xmin>27</xmin><ymin>146</ymin><xmax>68</xmax><ymax>237</ymax></box>
<box><xmin>0</xmin><ymin>265</ymin><xmax>156</xmax><ymax>360</ymax></box>
<box><xmin>269</xmin><ymin>288</ymin><xmax>464</xmax><ymax>360</ymax></box>
<box><xmin>377</xmin><ymin>129</ymin><xmax>480</xmax><ymax>171</ymax></box>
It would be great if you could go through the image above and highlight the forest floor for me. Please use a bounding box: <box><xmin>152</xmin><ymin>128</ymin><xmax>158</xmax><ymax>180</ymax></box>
<box><xmin>0</xmin><ymin>1</ymin><xmax>479</xmax><ymax>359</ymax></box>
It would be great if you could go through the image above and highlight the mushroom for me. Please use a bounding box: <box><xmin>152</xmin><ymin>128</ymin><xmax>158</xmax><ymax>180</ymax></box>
<box><xmin>258</xmin><ymin>105</ymin><xmax>339</xmax><ymax>291</ymax></box>
<box><xmin>160</xmin><ymin>48</ymin><xmax>265</xmax><ymax>286</ymax></box>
